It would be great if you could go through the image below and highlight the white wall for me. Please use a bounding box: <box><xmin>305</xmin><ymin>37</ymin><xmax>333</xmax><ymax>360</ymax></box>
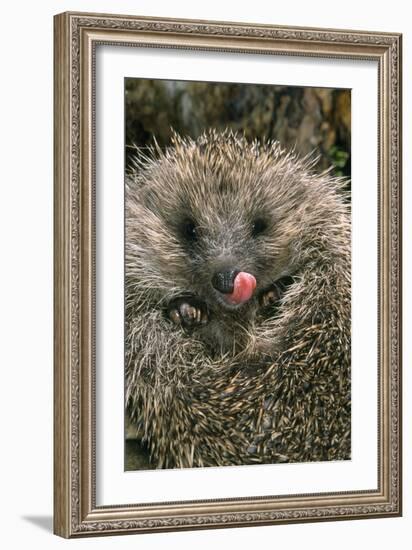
<box><xmin>0</xmin><ymin>0</ymin><xmax>409</xmax><ymax>548</ymax></box>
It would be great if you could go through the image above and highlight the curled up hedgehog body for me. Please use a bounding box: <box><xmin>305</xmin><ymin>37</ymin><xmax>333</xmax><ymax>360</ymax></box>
<box><xmin>125</xmin><ymin>130</ymin><xmax>351</xmax><ymax>469</ymax></box>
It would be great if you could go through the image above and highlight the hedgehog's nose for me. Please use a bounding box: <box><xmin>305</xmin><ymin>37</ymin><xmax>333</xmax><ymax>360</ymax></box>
<box><xmin>212</xmin><ymin>269</ymin><xmax>240</xmax><ymax>294</ymax></box>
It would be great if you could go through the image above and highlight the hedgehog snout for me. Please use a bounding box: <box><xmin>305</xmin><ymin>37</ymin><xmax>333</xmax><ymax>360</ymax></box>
<box><xmin>211</xmin><ymin>267</ymin><xmax>257</xmax><ymax>307</ymax></box>
<box><xmin>211</xmin><ymin>269</ymin><xmax>239</xmax><ymax>294</ymax></box>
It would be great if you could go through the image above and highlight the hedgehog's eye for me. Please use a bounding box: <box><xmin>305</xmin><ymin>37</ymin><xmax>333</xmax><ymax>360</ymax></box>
<box><xmin>251</xmin><ymin>218</ymin><xmax>268</xmax><ymax>237</ymax></box>
<box><xmin>181</xmin><ymin>219</ymin><xmax>198</xmax><ymax>241</ymax></box>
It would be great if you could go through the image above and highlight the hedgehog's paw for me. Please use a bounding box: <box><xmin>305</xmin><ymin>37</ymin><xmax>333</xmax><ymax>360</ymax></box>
<box><xmin>259</xmin><ymin>285</ymin><xmax>281</xmax><ymax>308</ymax></box>
<box><xmin>167</xmin><ymin>297</ymin><xmax>209</xmax><ymax>329</ymax></box>
<box><xmin>259</xmin><ymin>276</ymin><xmax>295</xmax><ymax>309</ymax></box>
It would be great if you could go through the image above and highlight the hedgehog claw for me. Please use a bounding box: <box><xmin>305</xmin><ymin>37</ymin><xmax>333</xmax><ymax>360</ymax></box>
<box><xmin>259</xmin><ymin>276</ymin><xmax>295</xmax><ymax>309</ymax></box>
<box><xmin>167</xmin><ymin>297</ymin><xmax>208</xmax><ymax>329</ymax></box>
<box><xmin>260</xmin><ymin>286</ymin><xmax>281</xmax><ymax>308</ymax></box>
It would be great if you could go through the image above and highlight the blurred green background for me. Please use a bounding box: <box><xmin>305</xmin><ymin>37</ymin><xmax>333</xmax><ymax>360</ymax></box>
<box><xmin>125</xmin><ymin>79</ymin><xmax>351</xmax><ymax>179</ymax></box>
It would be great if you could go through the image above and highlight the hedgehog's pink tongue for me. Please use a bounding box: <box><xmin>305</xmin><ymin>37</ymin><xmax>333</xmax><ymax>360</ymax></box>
<box><xmin>225</xmin><ymin>272</ymin><xmax>256</xmax><ymax>305</ymax></box>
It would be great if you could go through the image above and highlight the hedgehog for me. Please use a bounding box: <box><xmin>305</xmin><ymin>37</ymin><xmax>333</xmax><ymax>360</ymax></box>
<box><xmin>125</xmin><ymin>129</ymin><xmax>351</xmax><ymax>469</ymax></box>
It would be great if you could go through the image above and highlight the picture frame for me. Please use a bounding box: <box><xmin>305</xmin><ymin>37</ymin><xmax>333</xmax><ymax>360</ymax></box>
<box><xmin>53</xmin><ymin>11</ymin><xmax>402</xmax><ymax>538</ymax></box>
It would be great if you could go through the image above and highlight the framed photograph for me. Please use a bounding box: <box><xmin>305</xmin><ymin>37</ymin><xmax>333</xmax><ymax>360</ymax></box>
<box><xmin>53</xmin><ymin>11</ymin><xmax>402</xmax><ymax>538</ymax></box>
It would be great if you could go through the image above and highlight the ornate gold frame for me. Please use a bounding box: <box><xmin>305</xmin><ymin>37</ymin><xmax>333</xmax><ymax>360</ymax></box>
<box><xmin>53</xmin><ymin>11</ymin><xmax>402</xmax><ymax>538</ymax></box>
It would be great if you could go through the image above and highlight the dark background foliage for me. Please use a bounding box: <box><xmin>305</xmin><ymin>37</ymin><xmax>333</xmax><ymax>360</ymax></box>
<box><xmin>125</xmin><ymin>79</ymin><xmax>351</xmax><ymax>179</ymax></box>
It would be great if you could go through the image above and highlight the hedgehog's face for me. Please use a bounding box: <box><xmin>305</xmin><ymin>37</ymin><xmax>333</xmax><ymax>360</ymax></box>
<box><xmin>130</xmin><ymin>154</ymin><xmax>308</xmax><ymax>318</ymax></box>
<box><xmin>171</xmin><ymin>204</ymin><xmax>294</xmax><ymax>314</ymax></box>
